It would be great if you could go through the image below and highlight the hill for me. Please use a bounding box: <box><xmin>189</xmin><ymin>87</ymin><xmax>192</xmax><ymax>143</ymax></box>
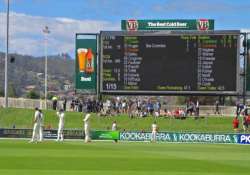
<box><xmin>0</xmin><ymin>52</ymin><xmax>75</xmax><ymax>97</ymax></box>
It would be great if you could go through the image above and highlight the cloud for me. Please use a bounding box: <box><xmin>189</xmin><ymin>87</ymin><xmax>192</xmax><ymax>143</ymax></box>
<box><xmin>241</xmin><ymin>29</ymin><xmax>250</xmax><ymax>39</ymax></box>
<box><xmin>241</xmin><ymin>29</ymin><xmax>250</xmax><ymax>33</ymax></box>
<box><xmin>0</xmin><ymin>12</ymin><xmax>120</xmax><ymax>57</ymax></box>
<box><xmin>152</xmin><ymin>0</ymin><xmax>250</xmax><ymax>14</ymax></box>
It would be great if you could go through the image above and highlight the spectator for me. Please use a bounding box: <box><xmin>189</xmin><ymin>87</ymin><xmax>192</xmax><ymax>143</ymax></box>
<box><xmin>243</xmin><ymin>105</ymin><xmax>248</xmax><ymax>116</ymax></box>
<box><xmin>115</xmin><ymin>100</ymin><xmax>120</xmax><ymax>114</ymax></box>
<box><xmin>232</xmin><ymin>116</ymin><xmax>239</xmax><ymax>132</ymax></box>
<box><xmin>236</xmin><ymin>103</ymin><xmax>244</xmax><ymax>115</ymax></box>
<box><xmin>52</xmin><ymin>96</ymin><xmax>58</xmax><ymax>110</ymax></box>
<box><xmin>154</xmin><ymin>110</ymin><xmax>160</xmax><ymax>117</ymax></box>
<box><xmin>98</xmin><ymin>101</ymin><xmax>103</xmax><ymax>113</ymax></box>
<box><xmin>196</xmin><ymin>100</ymin><xmax>199</xmax><ymax>117</ymax></box>
<box><xmin>235</xmin><ymin>100</ymin><xmax>240</xmax><ymax>114</ymax></box>
<box><xmin>166</xmin><ymin>109</ymin><xmax>172</xmax><ymax>117</ymax></box>
<box><xmin>93</xmin><ymin>99</ymin><xmax>98</xmax><ymax>113</ymax></box>
<box><xmin>147</xmin><ymin>101</ymin><xmax>154</xmax><ymax>115</ymax></box>
<box><xmin>70</xmin><ymin>99</ymin><xmax>75</xmax><ymax>111</ymax></box>
<box><xmin>122</xmin><ymin>100</ymin><xmax>127</xmax><ymax>113</ymax></box>
<box><xmin>174</xmin><ymin>108</ymin><xmax>180</xmax><ymax>118</ymax></box>
<box><xmin>215</xmin><ymin>100</ymin><xmax>220</xmax><ymax>115</ymax></box>
<box><xmin>63</xmin><ymin>98</ymin><xmax>67</xmax><ymax>111</ymax></box>
<box><xmin>242</xmin><ymin>116</ymin><xmax>249</xmax><ymax>132</ymax></box>
<box><xmin>128</xmin><ymin>100</ymin><xmax>135</xmax><ymax>118</ymax></box>
<box><xmin>186</xmin><ymin>101</ymin><xmax>195</xmax><ymax>116</ymax></box>
<box><xmin>78</xmin><ymin>101</ymin><xmax>83</xmax><ymax>112</ymax></box>
<box><xmin>137</xmin><ymin>100</ymin><xmax>142</xmax><ymax>113</ymax></box>
<box><xmin>74</xmin><ymin>98</ymin><xmax>79</xmax><ymax>111</ymax></box>
<box><xmin>155</xmin><ymin>101</ymin><xmax>161</xmax><ymax>113</ymax></box>
<box><xmin>179</xmin><ymin>109</ymin><xmax>186</xmax><ymax>119</ymax></box>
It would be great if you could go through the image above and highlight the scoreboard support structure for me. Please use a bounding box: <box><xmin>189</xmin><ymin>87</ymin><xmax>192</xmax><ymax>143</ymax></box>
<box><xmin>241</xmin><ymin>32</ymin><xmax>249</xmax><ymax>104</ymax></box>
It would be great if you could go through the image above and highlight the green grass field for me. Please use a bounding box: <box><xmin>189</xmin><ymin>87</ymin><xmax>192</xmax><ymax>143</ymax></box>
<box><xmin>0</xmin><ymin>107</ymin><xmax>248</xmax><ymax>133</ymax></box>
<box><xmin>0</xmin><ymin>108</ymin><xmax>249</xmax><ymax>175</ymax></box>
<box><xmin>0</xmin><ymin>139</ymin><xmax>249</xmax><ymax>175</ymax></box>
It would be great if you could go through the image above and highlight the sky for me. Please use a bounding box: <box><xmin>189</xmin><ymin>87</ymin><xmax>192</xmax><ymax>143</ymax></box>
<box><xmin>0</xmin><ymin>0</ymin><xmax>250</xmax><ymax>57</ymax></box>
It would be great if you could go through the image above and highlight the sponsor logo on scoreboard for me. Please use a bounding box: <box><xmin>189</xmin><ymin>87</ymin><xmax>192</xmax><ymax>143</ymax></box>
<box><xmin>126</xmin><ymin>19</ymin><xmax>139</xmax><ymax>31</ymax></box>
<box><xmin>238</xmin><ymin>134</ymin><xmax>250</xmax><ymax>144</ymax></box>
<box><xmin>81</xmin><ymin>76</ymin><xmax>92</xmax><ymax>82</ymax></box>
<box><xmin>197</xmin><ymin>19</ymin><xmax>210</xmax><ymax>31</ymax></box>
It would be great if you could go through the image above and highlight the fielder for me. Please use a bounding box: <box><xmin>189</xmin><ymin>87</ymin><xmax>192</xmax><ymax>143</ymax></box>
<box><xmin>112</xmin><ymin>121</ymin><xmax>117</xmax><ymax>131</ymax></box>
<box><xmin>38</xmin><ymin>109</ymin><xmax>44</xmax><ymax>142</ymax></box>
<box><xmin>29</xmin><ymin>107</ymin><xmax>42</xmax><ymax>143</ymax></box>
<box><xmin>151</xmin><ymin>121</ymin><xmax>158</xmax><ymax>142</ymax></box>
<box><xmin>83</xmin><ymin>113</ymin><xmax>91</xmax><ymax>143</ymax></box>
<box><xmin>56</xmin><ymin>109</ymin><xmax>65</xmax><ymax>141</ymax></box>
<box><xmin>112</xmin><ymin>121</ymin><xmax>118</xmax><ymax>143</ymax></box>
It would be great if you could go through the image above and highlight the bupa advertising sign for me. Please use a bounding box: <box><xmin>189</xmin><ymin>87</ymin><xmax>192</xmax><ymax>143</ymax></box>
<box><xmin>238</xmin><ymin>134</ymin><xmax>250</xmax><ymax>144</ymax></box>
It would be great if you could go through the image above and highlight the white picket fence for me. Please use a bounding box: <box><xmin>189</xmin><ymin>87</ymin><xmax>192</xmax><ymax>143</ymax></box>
<box><xmin>0</xmin><ymin>97</ymin><xmax>52</xmax><ymax>109</ymax></box>
<box><xmin>164</xmin><ymin>105</ymin><xmax>236</xmax><ymax>116</ymax></box>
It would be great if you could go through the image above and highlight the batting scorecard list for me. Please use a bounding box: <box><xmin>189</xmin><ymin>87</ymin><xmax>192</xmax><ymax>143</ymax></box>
<box><xmin>100</xmin><ymin>31</ymin><xmax>239</xmax><ymax>94</ymax></box>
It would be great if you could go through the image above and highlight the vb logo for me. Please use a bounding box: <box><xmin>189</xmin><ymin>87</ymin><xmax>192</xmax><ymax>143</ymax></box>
<box><xmin>197</xmin><ymin>19</ymin><xmax>210</xmax><ymax>31</ymax></box>
<box><xmin>126</xmin><ymin>19</ymin><xmax>138</xmax><ymax>31</ymax></box>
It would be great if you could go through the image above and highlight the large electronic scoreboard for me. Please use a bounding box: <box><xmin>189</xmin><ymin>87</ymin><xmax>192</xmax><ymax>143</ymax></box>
<box><xmin>100</xmin><ymin>31</ymin><xmax>240</xmax><ymax>95</ymax></box>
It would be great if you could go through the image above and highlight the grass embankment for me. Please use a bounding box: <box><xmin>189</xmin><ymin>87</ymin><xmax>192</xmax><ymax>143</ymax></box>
<box><xmin>0</xmin><ymin>107</ymin><xmax>247</xmax><ymax>133</ymax></box>
<box><xmin>0</xmin><ymin>140</ymin><xmax>249</xmax><ymax>175</ymax></box>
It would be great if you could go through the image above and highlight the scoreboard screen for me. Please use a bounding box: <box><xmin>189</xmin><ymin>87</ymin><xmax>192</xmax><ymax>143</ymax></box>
<box><xmin>100</xmin><ymin>31</ymin><xmax>240</xmax><ymax>95</ymax></box>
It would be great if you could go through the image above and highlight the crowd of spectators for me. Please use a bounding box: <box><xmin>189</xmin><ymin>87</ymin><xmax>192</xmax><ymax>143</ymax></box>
<box><xmin>51</xmin><ymin>95</ymin><xmax>250</xmax><ymax>131</ymax></box>
<box><xmin>58</xmin><ymin>97</ymin><xmax>204</xmax><ymax>119</ymax></box>
<box><xmin>69</xmin><ymin>98</ymin><xmax>102</xmax><ymax>113</ymax></box>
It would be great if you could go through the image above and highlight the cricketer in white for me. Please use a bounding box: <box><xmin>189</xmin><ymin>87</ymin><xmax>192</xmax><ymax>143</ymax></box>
<box><xmin>83</xmin><ymin>113</ymin><xmax>91</xmax><ymax>143</ymax></box>
<box><xmin>56</xmin><ymin>109</ymin><xmax>65</xmax><ymax>141</ymax></box>
<box><xmin>29</xmin><ymin>108</ymin><xmax>43</xmax><ymax>143</ymax></box>
<box><xmin>39</xmin><ymin>109</ymin><xmax>44</xmax><ymax>142</ymax></box>
<box><xmin>151</xmin><ymin>121</ymin><xmax>158</xmax><ymax>142</ymax></box>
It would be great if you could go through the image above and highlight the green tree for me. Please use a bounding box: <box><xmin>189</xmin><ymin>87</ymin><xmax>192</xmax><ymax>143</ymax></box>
<box><xmin>39</xmin><ymin>93</ymin><xmax>53</xmax><ymax>100</ymax></box>
<box><xmin>26</xmin><ymin>90</ymin><xmax>40</xmax><ymax>99</ymax></box>
<box><xmin>176</xmin><ymin>96</ymin><xmax>187</xmax><ymax>105</ymax></box>
<box><xmin>0</xmin><ymin>87</ymin><xmax>4</xmax><ymax>97</ymax></box>
<box><xmin>47</xmin><ymin>93</ymin><xmax>54</xmax><ymax>100</ymax></box>
<box><xmin>8</xmin><ymin>83</ymin><xmax>17</xmax><ymax>97</ymax></box>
